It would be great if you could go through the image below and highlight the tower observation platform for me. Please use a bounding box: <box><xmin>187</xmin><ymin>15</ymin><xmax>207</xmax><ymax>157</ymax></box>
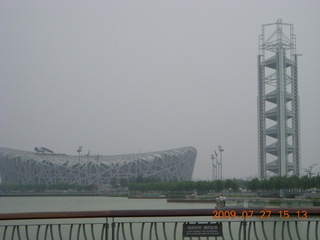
<box><xmin>257</xmin><ymin>19</ymin><xmax>300</xmax><ymax>179</ymax></box>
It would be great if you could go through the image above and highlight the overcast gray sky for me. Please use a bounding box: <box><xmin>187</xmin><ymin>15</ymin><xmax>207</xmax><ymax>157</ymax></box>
<box><xmin>1</xmin><ymin>0</ymin><xmax>319</xmax><ymax>180</ymax></box>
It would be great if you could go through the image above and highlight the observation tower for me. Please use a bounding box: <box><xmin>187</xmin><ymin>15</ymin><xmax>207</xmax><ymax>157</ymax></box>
<box><xmin>257</xmin><ymin>19</ymin><xmax>300</xmax><ymax>179</ymax></box>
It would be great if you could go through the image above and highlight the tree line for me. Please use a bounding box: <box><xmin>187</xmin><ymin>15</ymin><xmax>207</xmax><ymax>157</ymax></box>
<box><xmin>245</xmin><ymin>175</ymin><xmax>320</xmax><ymax>192</ymax></box>
<box><xmin>0</xmin><ymin>175</ymin><xmax>318</xmax><ymax>194</ymax></box>
<box><xmin>129</xmin><ymin>179</ymin><xmax>240</xmax><ymax>194</ymax></box>
<box><xmin>129</xmin><ymin>175</ymin><xmax>320</xmax><ymax>194</ymax></box>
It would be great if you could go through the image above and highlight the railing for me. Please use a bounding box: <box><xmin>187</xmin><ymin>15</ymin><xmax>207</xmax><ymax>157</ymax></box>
<box><xmin>0</xmin><ymin>207</ymin><xmax>319</xmax><ymax>240</ymax></box>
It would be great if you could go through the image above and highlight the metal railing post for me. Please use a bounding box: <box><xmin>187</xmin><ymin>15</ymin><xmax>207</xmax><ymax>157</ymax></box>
<box><xmin>105</xmin><ymin>217</ymin><xmax>108</xmax><ymax>240</ymax></box>
<box><xmin>243</xmin><ymin>220</ymin><xmax>247</xmax><ymax>240</ymax></box>
<box><xmin>111</xmin><ymin>217</ymin><xmax>115</xmax><ymax>240</ymax></box>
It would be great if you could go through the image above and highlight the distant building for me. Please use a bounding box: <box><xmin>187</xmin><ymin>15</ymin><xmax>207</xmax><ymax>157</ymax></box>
<box><xmin>257</xmin><ymin>19</ymin><xmax>300</xmax><ymax>179</ymax></box>
<box><xmin>0</xmin><ymin>146</ymin><xmax>196</xmax><ymax>186</ymax></box>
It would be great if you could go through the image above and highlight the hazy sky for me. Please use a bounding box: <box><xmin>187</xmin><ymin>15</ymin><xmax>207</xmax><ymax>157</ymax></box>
<box><xmin>1</xmin><ymin>0</ymin><xmax>319</xmax><ymax>180</ymax></box>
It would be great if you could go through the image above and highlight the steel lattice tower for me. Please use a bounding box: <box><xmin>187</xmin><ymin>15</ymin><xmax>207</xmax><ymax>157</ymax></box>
<box><xmin>258</xmin><ymin>19</ymin><xmax>300</xmax><ymax>179</ymax></box>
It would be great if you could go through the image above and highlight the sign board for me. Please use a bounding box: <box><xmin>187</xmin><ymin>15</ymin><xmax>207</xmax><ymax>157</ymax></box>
<box><xmin>183</xmin><ymin>223</ymin><xmax>223</xmax><ymax>237</ymax></box>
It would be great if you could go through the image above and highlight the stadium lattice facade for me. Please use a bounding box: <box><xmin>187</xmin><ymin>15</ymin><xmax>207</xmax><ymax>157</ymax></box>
<box><xmin>0</xmin><ymin>146</ymin><xmax>196</xmax><ymax>186</ymax></box>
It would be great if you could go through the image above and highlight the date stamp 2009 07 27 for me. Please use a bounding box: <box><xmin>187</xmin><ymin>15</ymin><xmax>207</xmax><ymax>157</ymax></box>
<box><xmin>212</xmin><ymin>210</ymin><xmax>308</xmax><ymax>220</ymax></box>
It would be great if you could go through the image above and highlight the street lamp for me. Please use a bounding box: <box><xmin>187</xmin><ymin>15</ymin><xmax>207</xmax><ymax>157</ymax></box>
<box><xmin>218</xmin><ymin>146</ymin><xmax>224</xmax><ymax>180</ymax></box>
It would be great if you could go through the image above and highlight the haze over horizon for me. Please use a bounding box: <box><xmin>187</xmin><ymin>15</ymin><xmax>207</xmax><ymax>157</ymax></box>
<box><xmin>1</xmin><ymin>0</ymin><xmax>319</xmax><ymax>180</ymax></box>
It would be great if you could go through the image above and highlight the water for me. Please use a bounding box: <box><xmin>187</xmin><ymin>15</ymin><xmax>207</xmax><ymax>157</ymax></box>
<box><xmin>0</xmin><ymin>196</ymin><xmax>317</xmax><ymax>213</ymax></box>
<box><xmin>0</xmin><ymin>196</ymin><xmax>216</xmax><ymax>213</ymax></box>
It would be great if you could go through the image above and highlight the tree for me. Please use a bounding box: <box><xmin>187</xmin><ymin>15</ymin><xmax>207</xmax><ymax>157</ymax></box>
<box><xmin>110</xmin><ymin>177</ymin><xmax>118</xmax><ymax>188</ymax></box>
<box><xmin>120</xmin><ymin>178</ymin><xmax>128</xmax><ymax>188</ymax></box>
<box><xmin>246</xmin><ymin>178</ymin><xmax>259</xmax><ymax>191</ymax></box>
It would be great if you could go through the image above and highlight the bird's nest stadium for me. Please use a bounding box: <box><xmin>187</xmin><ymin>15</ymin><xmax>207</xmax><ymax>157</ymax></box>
<box><xmin>0</xmin><ymin>146</ymin><xmax>197</xmax><ymax>186</ymax></box>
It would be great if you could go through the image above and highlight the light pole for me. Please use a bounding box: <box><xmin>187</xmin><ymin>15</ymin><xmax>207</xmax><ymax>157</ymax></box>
<box><xmin>218</xmin><ymin>146</ymin><xmax>224</xmax><ymax>180</ymax></box>
<box><xmin>77</xmin><ymin>146</ymin><xmax>82</xmax><ymax>184</ymax></box>
<box><xmin>214</xmin><ymin>151</ymin><xmax>218</xmax><ymax>180</ymax></box>
<box><xmin>210</xmin><ymin>154</ymin><xmax>215</xmax><ymax>181</ymax></box>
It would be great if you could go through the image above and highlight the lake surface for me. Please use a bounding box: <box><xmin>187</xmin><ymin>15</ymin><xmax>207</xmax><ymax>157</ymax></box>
<box><xmin>0</xmin><ymin>196</ymin><xmax>317</xmax><ymax>213</ymax></box>
<box><xmin>0</xmin><ymin>196</ymin><xmax>216</xmax><ymax>213</ymax></box>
